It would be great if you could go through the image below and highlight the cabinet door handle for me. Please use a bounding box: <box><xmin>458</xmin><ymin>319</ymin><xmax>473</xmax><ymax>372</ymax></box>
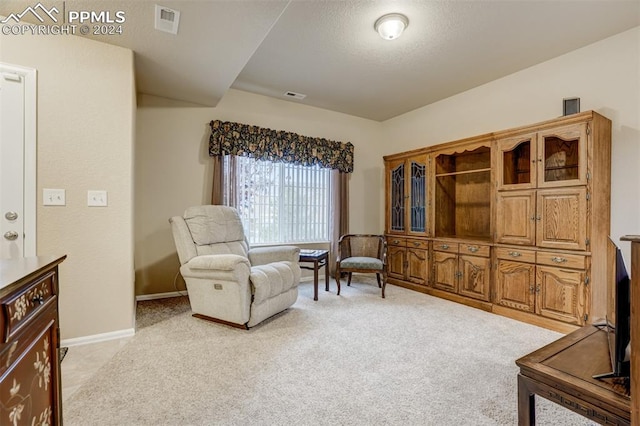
<box><xmin>551</xmin><ymin>256</ymin><xmax>567</xmax><ymax>264</ymax></box>
<box><xmin>467</xmin><ymin>246</ymin><xmax>479</xmax><ymax>253</ymax></box>
<box><xmin>3</xmin><ymin>231</ymin><xmax>18</xmax><ymax>241</ymax></box>
<box><xmin>508</xmin><ymin>251</ymin><xmax>521</xmax><ymax>257</ymax></box>
<box><xmin>536</xmin><ymin>285</ymin><xmax>541</xmax><ymax>293</ymax></box>
<box><xmin>530</xmin><ymin>216</ymin><xmax>536</xmax><ymax>221</ymax></box>
<box><xmin>529</xmin><ymin>285</ymin><xmax>535</xmax><ymax>293</ymax></box>
<box><xmin>440</xmin><ymin>244</ymin><xmax>449</xmax><ymax>249</ymax></box>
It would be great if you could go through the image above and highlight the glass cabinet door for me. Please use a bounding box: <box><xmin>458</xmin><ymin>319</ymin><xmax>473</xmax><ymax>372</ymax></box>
<box><xmin>409</xmin><ymin>159</ymin><xmax>426</xmax><ymax>233</ymax></box>
<box><xmin>497</xmin><ymin>133</ymin><xmax>537</xmax><ymax>190</ymax></box>
<box><xmin>389</xmin><ymin>161</ymin><xmax>405</xmax><ymax>233</ymax></box>
<box><xmin>537</xmin><ymin>123</ymin><xmax>587</xmax><ymax>188</ymax></box>
<box><xmin>386</xmin><ymin>156</ymin><xmax>428</xmax><ymax>235</ymax></box>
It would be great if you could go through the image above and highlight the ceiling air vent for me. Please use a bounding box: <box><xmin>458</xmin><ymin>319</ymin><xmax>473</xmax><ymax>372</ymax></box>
<box><xmin>284</xmin><ymin>91</ymin><xmax>306</xmax><ymax>100</ymax></box>
<box><xmin>155</xmin><ymin>5</ymin><xmax>180</xmax><ymax>35</ymax></box>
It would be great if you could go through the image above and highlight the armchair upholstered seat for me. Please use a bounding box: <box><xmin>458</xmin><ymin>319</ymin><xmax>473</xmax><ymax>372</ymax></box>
<box><xmin>335</xmin><ymin>234</ymin><xmax>387</xmax><ymax>298</ymax></box>
<box><xmin>170</xmin><ymin>205</ymin><xmax>301</xmax><ymax>328</ymax></box>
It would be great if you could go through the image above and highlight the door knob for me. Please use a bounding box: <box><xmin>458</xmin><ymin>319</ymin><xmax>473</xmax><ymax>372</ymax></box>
<box><xmin>4</xmin><ymin>211</ymin><xmax>18</xmax><ymax>221</ymax></box>
<box><xmin>4</xmin><ymin>231</ymin><xmax>19</xmax><ymax>241</ymax></box>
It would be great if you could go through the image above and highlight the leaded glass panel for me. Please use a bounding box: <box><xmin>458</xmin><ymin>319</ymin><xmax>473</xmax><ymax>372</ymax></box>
<box><xmin>391</xmin><ymin>164</ymin><xmax>405</xmax><ymax>231</ymax></box>
<box><xmin>410</xmin><ymin>161</ymin><xmax>426</xmax><ymax>232</ymax></box>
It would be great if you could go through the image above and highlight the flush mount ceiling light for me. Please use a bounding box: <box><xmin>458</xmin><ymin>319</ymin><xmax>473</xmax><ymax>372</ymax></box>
<box><xmin>374</xmin><ymin>13</ymin><xmax>409</xmax><ymax>40</ymax></box>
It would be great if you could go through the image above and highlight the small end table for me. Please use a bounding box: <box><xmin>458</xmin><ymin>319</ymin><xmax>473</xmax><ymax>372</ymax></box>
<box><xmin>298</xmin><ymin>249</ymin><xmax>329</xmax><ymax>301</ymax></box>
<box><xmin>516</xmin><ymin>325</ymin><xmax>630</xmax><ymax>425</ymax></box>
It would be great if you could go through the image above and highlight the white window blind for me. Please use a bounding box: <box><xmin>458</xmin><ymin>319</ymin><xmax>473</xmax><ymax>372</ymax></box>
<box><xmin>225</xmin><ymin>156</ymin><xmax>331</xmax><ymax>245</ymax></box>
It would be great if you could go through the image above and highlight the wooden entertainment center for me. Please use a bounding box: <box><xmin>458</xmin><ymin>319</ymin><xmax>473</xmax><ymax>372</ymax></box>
<box><xmin>384</xmin><ymin>111</ymin><xmax>611</xmax><ymax>332</ymax></box>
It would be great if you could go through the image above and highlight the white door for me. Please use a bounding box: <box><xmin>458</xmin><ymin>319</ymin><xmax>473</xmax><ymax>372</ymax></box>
<box><xmin>0</xmin><ymin>63</ymin><xmax>36</xmax><ymax>259</ymax></box>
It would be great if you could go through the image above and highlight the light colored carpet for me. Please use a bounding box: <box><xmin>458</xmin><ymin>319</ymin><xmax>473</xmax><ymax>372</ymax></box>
<box><xmin>63</xmin><ymin>279</ymin><xmax>597</xmax><ymax>425</ymax></box>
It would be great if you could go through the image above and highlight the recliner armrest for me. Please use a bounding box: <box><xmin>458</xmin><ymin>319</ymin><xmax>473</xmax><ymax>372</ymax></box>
<box><xmin>185</xmin><ymin>254</ymin><xmax>250</xmax><ymax>271</ymax></box>
<box><xmin>248</xmin><ymin>246</ymin><xmax>300</xmax><ymax>266</ymax></box>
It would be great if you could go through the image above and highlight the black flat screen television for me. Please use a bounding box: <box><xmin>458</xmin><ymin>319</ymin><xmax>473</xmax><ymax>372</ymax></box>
<box><xmin>593</xmin><ymin>238</ymin><xmax>631</xmax><ymax>380</ymax></box>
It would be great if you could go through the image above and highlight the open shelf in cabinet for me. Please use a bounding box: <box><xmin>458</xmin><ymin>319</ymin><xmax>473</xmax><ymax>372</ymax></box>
<box><xmin>435</xmin><ymin>145</ymin><xmax>491</xmax><ymax>175</ymax></box>
<box><xmin>434</xmin><ymin>145</ymin><xmax>492</xmax><ymax>239</ymax></box>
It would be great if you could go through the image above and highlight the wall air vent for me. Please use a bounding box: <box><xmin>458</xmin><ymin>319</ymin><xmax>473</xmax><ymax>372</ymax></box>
<box><xmin>155</xmin><ymin>4</ymin><xmax>180</xmax><ymax>35</ymax></box>
<box><xmin>284</xmin><ymin>91</ymin><xmax>307</xmax><ymax>100</ymax></box>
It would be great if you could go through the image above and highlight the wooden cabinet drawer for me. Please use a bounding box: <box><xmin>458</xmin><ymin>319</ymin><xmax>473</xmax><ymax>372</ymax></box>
<box><xmin>459</xmin><ymin>243</ymin><xmax>490</xmax><ymax>257</ymax></box>
<box><xmin>536</xmin><ymin>251</ymin><xmax>587</xmax><ymax>269</ymax></box>
<box><xmin>406</xmin><ymin>239</ymin><xmax>428</xmax><ymax>249</ymax></box>
<box><xmin>495</xmin><ymin>247</ymin><xmax>537</xmax><ymax>263</ymax></box>
<box><xmin>433</xmin><ymin>241</ymin><xmax>458</xmax><ymax>253</ymax></box>
<box><xmin>387</xmin><ymin>237</ymin><xmax>407</xmax><ymax>247</ymax></box>
<box><xmin>1</xmin><ymin>271</ymin><xmax>57</xmax><ymax>343</ymax></box>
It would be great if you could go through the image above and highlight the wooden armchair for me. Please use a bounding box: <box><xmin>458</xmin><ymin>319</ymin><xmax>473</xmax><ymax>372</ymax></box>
<box><xmin>335</xmin><ymin>234</ymin><xmax>387</xmax><ymax>298</ymax></box>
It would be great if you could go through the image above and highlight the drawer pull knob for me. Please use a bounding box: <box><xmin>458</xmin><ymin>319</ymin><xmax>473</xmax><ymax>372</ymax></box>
<box><xmin>467</xmin><ymin>246</ymin><xmax>479</xmax><ymax>253</ymax></box>
<box><xmin>440</xmin><ymin>244</ymin><xmax>449</xmax><ymax>249</ymax></box>
<box><xmin>551</xmin><ymin>256</ymin><xmax>567</xmax><ymax>263</ymax></box>
<box><xmin>32</xmin><ymin>295</ymin><xmax>44</xmax><ymax>305</ymax></box>
<box><xmin>508</xmin><ymin>251</ymin><xmax>521</xmax><ymax>257</ymax></box>
<box><xmin>413</xmin><ymin>242</ymin><xmax>420</xmax><ymax>247</ymax></box>
<box><xmin>393</xmin><ymin>240</ymin><xmax>400</xmax><ymax>244</ymax></box>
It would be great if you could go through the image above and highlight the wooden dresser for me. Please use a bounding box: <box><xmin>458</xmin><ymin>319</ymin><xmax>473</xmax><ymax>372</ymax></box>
<box><xmin>0</xmin><ymin>255</ymin><xmax>66</xmax><ymax>426</ymax></box>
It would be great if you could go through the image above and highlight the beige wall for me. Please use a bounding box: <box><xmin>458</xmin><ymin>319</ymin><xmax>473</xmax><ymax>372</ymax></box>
<box><xmin>1</xmin><ymin>31</ymin><xmax>136</xmax><ymax>340</ymax></box>
<box><xmin>135</xmin><ymin>90</ymin><xmax>384</xmax><ymax>295</ymax></box>
<box><xmin>382</xmin><ymin>27</ymin><xmax>640</xmax><ymax>259</ymax></box>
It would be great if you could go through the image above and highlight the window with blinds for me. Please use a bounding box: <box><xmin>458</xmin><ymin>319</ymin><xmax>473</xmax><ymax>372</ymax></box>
<box><xmin>224</xmin><ymin>156</ymin><xmax>331</xmax><ymax>245</ymax></box>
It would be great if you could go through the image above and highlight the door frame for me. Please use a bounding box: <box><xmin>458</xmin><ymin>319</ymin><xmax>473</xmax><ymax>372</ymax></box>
<box><xmin>1</xmin><ymin>63</ymin><xmax>36</xmax><ymax>257</ymax></box>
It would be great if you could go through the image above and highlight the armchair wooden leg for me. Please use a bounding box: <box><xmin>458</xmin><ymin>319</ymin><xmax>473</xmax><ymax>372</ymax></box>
<box><xmin>347</xmin><ymin>272</ymin><xmax>352</xmax><ymax>286</ymax></box>
<box><xmin>376</xmin><ymin>273</ymin><xmax>382</xmax><ymax>288</ymax></box>
<box><xmin>381</xmin><ymin>272</ymin><xmax>387</xmax><ymax>299</ymax></box>
<box><xmin>335</xmin><ymin>265</ymin><xmax>341</xmax><ymax>295</ymax></box>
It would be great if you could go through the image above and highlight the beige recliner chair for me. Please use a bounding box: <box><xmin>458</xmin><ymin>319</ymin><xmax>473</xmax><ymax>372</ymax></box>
<box><xmin>169</xmin><ymin>205</ymin><xmax>301</xmax><ymax>329</ymax></box>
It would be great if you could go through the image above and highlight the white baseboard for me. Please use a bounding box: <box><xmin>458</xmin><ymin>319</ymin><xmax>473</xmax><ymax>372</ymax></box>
<box><xmin>136</xmin><ymin>291</ymin><xmax>187</xmax><ymax>301</ymax></box>
<box><xmin>61</xmin><ymin>328</ymin><xmax>135</xmax><ymax>347</ymax></box>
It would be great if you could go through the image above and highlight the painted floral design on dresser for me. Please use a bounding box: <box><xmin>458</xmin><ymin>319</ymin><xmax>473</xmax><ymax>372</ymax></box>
<box><xmin>2</xmin><ymin>336</ymin><xmax>53</xmax><ymax>426</ymax></box>
<box><xmin>7</xmin><ymin>280</ymin><xmax>51</xmax><ymax>324</ymax></box>
<box><xmin>8</xmin><ymin>380</ymin><xmax>23</xmax><ymax>425</ymax></box>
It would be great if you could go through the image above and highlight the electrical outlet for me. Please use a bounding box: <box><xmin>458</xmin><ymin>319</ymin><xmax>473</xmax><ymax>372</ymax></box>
<box><xmin>87</xmin><ymin>190</ymin><xmax>108</xmax><ymax>207</ymax></box>
<box><xmin>43</xmin><ymin>189</ymin><xmax>65</xmax><ymax>206</ymax></box>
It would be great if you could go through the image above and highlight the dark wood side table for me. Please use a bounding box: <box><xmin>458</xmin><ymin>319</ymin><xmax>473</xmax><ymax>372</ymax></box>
<box><xmin>298</xmin><ymin>249</ymin><xmax>329</xmax><ymax>301</ymax></box>
<box><xmin>516</xmin><ymin>325</ymin><xmax>630</xmax><ymax>425</ymax></box>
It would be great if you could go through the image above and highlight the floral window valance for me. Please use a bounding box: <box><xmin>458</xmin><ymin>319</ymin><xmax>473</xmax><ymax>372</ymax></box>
<box><xmin>209</xmin><ymin>120</ymin><xmax>354</xmax><ymax>173</ymax></box>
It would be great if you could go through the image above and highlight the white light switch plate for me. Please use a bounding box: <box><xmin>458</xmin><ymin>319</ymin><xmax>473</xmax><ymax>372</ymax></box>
<box><xmin>43</xmin><ymin>188</ymin><xmax>65</xmax><ymax>206</ymax></box>
<box><xmin>88</xmin><ymin>190</ymin><xmax>108</xmax><ymax>207</ymax></box>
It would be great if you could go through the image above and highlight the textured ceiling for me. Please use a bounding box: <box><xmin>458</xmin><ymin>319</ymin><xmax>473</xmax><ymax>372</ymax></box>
<box><xmin>1</xmin><ymin>0</ymin><xmax>639</xmax><ymax>121</ymax></box>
